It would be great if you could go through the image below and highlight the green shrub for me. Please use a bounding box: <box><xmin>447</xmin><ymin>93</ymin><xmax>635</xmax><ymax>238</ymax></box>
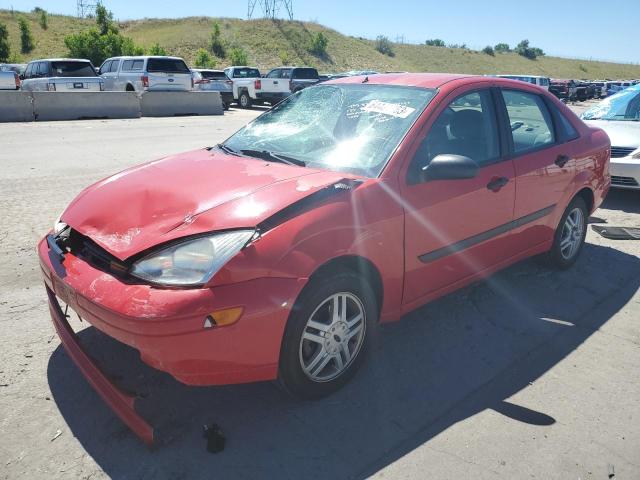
<box><xmin>210</xmin><ymin>21</ymin><xmax>226</xmax><ymax>58</ymax></box>
<box><xmin>195</xmin><ymin>48</ymin><xmax>215</xmax><ymax>68</ymax></box>
<box><xmin>515</xmin><ymin>39</ymin><xmax>544</xmax><ymax>60</ymax></box>
<box><xmin>308</xmin><ymin>32</ymin><xmax>328</xmax><ymax>57</ymax></box>
<box><xmin>229</xmin><ymin>47</ymin><xmax>248</xmax><ymax>66</ymax></box>
<box><xmin>148</xmin><ymin>43</ymin><xmax>167</xmax><ymax>55</ymax></box>
<box><xmin>375</xmin><ymin>35</ymin><xmax>394</xmax><ymax>57</ymax></box>
<box><xmin>0</xmin><ymin>22</ymin><xmax>10</xmax><ymax>62</ymax></box>
<box><xmin>425</xmin><ymin>39</ymin><xmax>445</xmax><ymax>47</ymax></box>
<box><xmin>482</xmin><ymin>45</ymin><xmax>494</xmax><ymax>56</ymax></box>
<box><xmin>494</xmin><ymin>43</ymin><xmax>510</xmax><ymax>53</ymax></box>
<box><xmin>38</xmin><ymin>9</ymin><xmax>48</xmax><ymax>30</ymax></box>
<box><xmin>18</xmin><ymin>17</ymin><xmax>35</xmax><ymax>54</ymax></box>
<box><xmin>279</xmin><ymin>49</ymin><xmax>290</xmax><ymax>65</ymax></box>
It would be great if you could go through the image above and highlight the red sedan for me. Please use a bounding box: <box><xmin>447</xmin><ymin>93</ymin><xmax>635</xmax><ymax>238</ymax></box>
<box><xmin>40</xmin><ymin>73</ymin><xmax>610</xmax><ymax>444</ymax></box>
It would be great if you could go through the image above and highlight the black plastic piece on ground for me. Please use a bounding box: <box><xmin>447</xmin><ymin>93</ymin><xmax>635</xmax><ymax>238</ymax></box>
<box><xmin>203</xmin><ymin>424</ymin><xmax>225</xmax><ymax>453</ymax></box>
<box><xmin>591</xmin><ymin>225</ymin><xmax>640</xmax><ymax>240</ymax></box>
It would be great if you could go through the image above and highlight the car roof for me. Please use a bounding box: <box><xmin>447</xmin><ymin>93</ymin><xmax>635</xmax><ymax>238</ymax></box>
<box><xmin>327</xmin><ymin>72</ymin><xmax>474</xmax><ymax>89</ymax></box>
<box><xmin>28</xmin><ymin>58</ymin><xmax>91</xmax><ymax>63</ymax></box>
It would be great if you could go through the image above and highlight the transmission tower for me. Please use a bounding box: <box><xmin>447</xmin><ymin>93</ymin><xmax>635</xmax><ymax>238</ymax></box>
<box><xmin>248</xmin><ymin>0</ymin><xmax>294</xmax><ymax>20</ymax></box>
<box><xmin>77</xmin><ymin>0</ymin><xmax>101</xmax><ymax>18</ymax></box>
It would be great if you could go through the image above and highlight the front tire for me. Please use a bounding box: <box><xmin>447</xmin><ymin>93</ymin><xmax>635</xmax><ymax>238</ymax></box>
<box><xmin>544</xmin><ymin>196</ymin><xmax>588</xmax><ymax>269</ymax></box>
<box><xmin>278</xmin><ymin>271</ymin><xmax>378</xmax><ymax>399</ymax></box>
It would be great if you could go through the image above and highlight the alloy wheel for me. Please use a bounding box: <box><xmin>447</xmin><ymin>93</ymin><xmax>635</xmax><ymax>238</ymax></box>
<box><xmin>560</xmin><ymin>207</ymin><xmax>585</xmax><ymax>260</ymax></box>
<box><xmin>298</xmin><ymin>292</ymin><xmax>366</xmax><ymax>382</ymax></box>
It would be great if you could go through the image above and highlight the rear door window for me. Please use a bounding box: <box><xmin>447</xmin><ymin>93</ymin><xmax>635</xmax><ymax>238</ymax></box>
<box><xmin>50</xmin><ymin>61</ymin><xmax>96</xmax><ymax>77</ymax></box>
<box><xmin>146</xmin><ymin>58</ymin><xmax>190</xmax><ymax>73</ymax></box>
<box><xmin>501</xmin><ymin>90</ymin><xmax>556</xmax><ymax>154</ymax></box>
<box><xmin>38</xmin><ymin>62</ymin><xmax>49</xmax><ymax>77</ymax></box>
<box><xmin>25</xmin><ymin>63</ymin><xmax>34</xmax><ymax>78</ymax></box>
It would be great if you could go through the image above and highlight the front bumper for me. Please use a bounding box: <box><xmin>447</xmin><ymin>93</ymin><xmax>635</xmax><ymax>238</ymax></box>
<box><xmin>39</xmin><ymin>236</ymin><xmax>305</xmax><ymax>442</ymax></box>
<box><xmin>610</xmin><ymin>157</ymin><xmax>640</xmax><ymax>189</ymax></box>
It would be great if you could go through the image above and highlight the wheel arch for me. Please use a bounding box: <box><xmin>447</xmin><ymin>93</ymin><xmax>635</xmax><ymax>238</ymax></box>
<box><xmin>575</xmin><ymin>186</ymin><xmax>595</xmax><ymax>214</ymax></box>
<box><xmin>306</xmin><ymin>255</ymin><xmax>384</xmax><ymax>317</ymax></box>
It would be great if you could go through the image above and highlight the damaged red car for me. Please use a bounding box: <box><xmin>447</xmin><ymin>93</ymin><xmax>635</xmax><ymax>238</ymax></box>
<box><xmin>40</xmin><ymin>73</ymin><xmax>610</xmax><ymax>444</ymax></box>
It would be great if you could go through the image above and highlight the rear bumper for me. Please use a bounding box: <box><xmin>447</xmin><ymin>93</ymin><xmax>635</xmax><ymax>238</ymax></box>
<box><xmin>610</xmin><ymin>158</ymin><xmax>640</xmax><ymax>189</ymax></box>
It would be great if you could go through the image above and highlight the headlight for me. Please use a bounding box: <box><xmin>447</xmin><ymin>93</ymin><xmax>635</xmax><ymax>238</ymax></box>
<box><xmin>53</xmin><ymin>216</ymin><xmax>67</xmax><ymax>235</ymax></box>
<box><xmin>633</xmin><ymin>149</ymin><xmax>640</xmax><ymax>159</ymax></box>
<box><xmin>130</xmin><ymin>230</ymin><xmax>255</xmax><ymax>286</ymax></box>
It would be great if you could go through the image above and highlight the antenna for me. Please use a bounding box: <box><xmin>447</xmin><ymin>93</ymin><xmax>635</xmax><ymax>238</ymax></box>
<box><xmin>77</xmin><ymin>0</ymin><xmax>101</xmax><ymax>18</ymax></box>
<box><xmin>248</xmin><ymin>0</ymin><xmax>294</xmax><ymax>20</ymax></box>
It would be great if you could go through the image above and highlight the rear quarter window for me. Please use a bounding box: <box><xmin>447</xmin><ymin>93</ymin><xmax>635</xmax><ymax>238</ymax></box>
<box><xmin>146</xmin><ymin>58</ymin><xmax>190</xmax><ymax>74</ymax></box>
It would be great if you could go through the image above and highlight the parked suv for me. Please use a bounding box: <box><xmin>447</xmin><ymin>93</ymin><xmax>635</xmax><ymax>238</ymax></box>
<box><xmin>496</xmin><ymin>75</ymin><xmax>550</xmax><ymax>90</ymax></box>
<box><xmin>549</xmin><ymin>79</ymin><xmax>579</xmax><ymax>101</ymax></box>
<box><xmin>21</xmin><ymin>59</ymin><xmax>104</xmax><ymax>92</ymax></box>
<box><xmin>99</xmin><ymin>56</ymin><xmax>193</xmax><ymax>92</ymax></box>
<box><xmin>192</xmin><ymin>69</ymin><xmax>233</xmax><ymax>109</ymax></box>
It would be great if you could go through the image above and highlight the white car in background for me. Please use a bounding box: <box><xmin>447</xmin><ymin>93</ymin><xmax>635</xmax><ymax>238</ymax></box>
<box><xmin>192</xmin><ymin>69</ymin><xmax>233</xmax><ymax>109</ymax></box>
<box><xmin>582</xmin><ymin>84</ymin><xmax>640</xmax><ymax>189</ymax></box>
<box><xmin>99</xmin><ymin>56</ymin><xmax>193</xmax><ymax>92</ymax></box>
<box><xmin>496</xmin><ymin>75</ymin><xmax>550</xmax><ymax>90</ymax></box>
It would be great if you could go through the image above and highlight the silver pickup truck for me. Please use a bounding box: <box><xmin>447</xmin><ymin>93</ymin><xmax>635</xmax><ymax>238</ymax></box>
<box><xmin>0</xmin><ymin>65</ymin><xmax>20</xmax><ymax>90</ymax></box>
<box><xmin>99</xmin><ymin>56</ymin><xmax>193</xmax><ymax>92</ymax></box>
<box><xmin>21</xmin><ymin>59</ymin><xmax>104</xmax><ymax>92</ymax></box>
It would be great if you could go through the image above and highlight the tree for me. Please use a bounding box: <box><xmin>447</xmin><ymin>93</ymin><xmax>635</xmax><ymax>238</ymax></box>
<box><xmin>210</xmin><ymin>21</ymin><xmax>226</xmax><ymax>58</ymax></box>
<box><xmin>482</xmin><ymin>45</ymin><xmax>494</xmax><ymax>56</ymax></box>
<box><xmin>0</xmin><ymin>22</ymin><xmax>10</xmax><ymax>62</ymax></box>
<box><xmin>195</xmin><ymin>48</ymin><xmax>215</xmax><ymax>68</ymax></box>
<box><xmin>278</xmin><ymin>49</ymin><xmax>290</xmax><ymax>65</ymax></box>
<box><xmin>308</xmin><ymin>31</ymin><xmax>328</xmax><ymax>57</ymax></box>
<box><xmin>64</xmin><ymin>6</ymin><xmax>143</xmax><ymax>65</ymax></box>
<box><xmin>425</xmin><ymin>39</ymin><xmax>445</xmax><ymax>47</ymax></box>
<box><xmin>18</xmin><ymin>17</ymin><xmax>35</xmax><ymax>54</ymax></box>
<box><xmin>38</xmin><ymin>9</ymin><xmax>48</xmax><ymax>30</ymax></box>
<box><xmin>515</xmin><ymin>39</ymin><xmax>544</xmax><ymax>60</ymax></box>
<box><xmin>228</xmin><ymin>47</ymin><xmax>248</xmax><ymax>66</ymax></box>
<box><xmin>375</xmin><ymin>35</ymin><xmax>394</xmax><ymax>57</ymax></box>
<box><xmin>494</xmin><ymin>43</ymin><xmax>510</xmax><ymax>53</ymax></box>
<box><xmin>148</xmin><ymin>43</ymin><xmax>167</xmax><ymax>55</ymax></box>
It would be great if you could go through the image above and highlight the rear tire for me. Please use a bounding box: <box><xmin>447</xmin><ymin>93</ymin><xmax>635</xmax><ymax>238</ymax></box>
<box><xmin>543</xmin><ymin>196</ymin><xmax>588</xmax><ymax>270</ymax></box>
<box><xmin>125</xmin><ymin>84</ymin><xmax>135</xmax><ymax>92</ymax></box>
<box><xmin>239</xmin><ymin>91</ymin><xmax>252</xmax><ymax>109</ymax></box>
<box><xmin>278</xmin><ymin>271</ymin><xmax>378</xmax><ymax>400</ymax></box>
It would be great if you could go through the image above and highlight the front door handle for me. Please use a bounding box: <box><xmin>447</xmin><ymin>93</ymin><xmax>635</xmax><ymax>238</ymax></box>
<box><xmin>555</xmin><ymin>154</ymin><xmax>570</xmax><ymax>168</ymax></box>
<box><xmin>487</xmin><ymin>176</ymin><xmax>509</xmax><ymax>192</ymax></box>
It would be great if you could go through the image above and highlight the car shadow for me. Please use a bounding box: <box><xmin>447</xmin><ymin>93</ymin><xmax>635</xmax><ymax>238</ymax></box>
<box><xmin>602</xmin><ymin>188</ymin><xmax>640</xmax><ymax>214</ymax></box>
<box><xmin>47</xmin><ymin>243</ymin><xmax>639</xmax><ymax>479</ymax></box>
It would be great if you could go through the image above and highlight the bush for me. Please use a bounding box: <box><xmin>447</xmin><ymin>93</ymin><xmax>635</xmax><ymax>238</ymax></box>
<box><xmin>279</xmin><ymin>49</ymin><xmax>290</xmax><ymax>65</ymax></box>
<box><xmin>38</xmin><ymin>9</ymin><xmax>48</xmax><ymax>30</ymax></box>
<box><xmin>425</xmin><ymin>39</ymin><xmax>445</xmax><ymax>47</ymax></box>
<box><xmin>229</xmin><ymin>47</ymin><xmax>248</xmax><ymax>66</ymax></box>
<box><xmin>308</xmin><ymin>31</ymin><xmax>328</xmax><ymax>57</ymax></box>
<box><xmin>195</xmin><ymin>48</ymin><xmax>215</xmax><ymax>68</ymax></box>
<box><xmin>18</xmin><ymin>17</ymin><xmax>35</xmax><ymax>54</ymax></box>
<box><xmin>447</xmin><ymin>43</ymin><xmax>467</xmax><ymax>49</ymax></box>
<box><xmin>0</xmin><ymin>22</ymin><xmax>10</xmax><ymax>62</ymax></box>
<box><xmin>494</xmin><ymin>43</ymin><xmax>510</xmax><ymax>53</ymax></box>
<box><xmin>482</xmin><ymin>45</ymin><xmax>494</xmax><ymax>56</ymax></box>
<box><xmin>148</xmin><ymin>43</ymin><xmax>167</xmax><ymax>55</ymax></box>
<box><xmin>64</xmin><ymin>6</ymin><xmax>143</xmax><ymax>65</ymax></box>
<box><xmin>210</xmin><ymin>21</ymin><xmax>226</xmax><ymax>58</ymax></box>
<box><xmin>375</xmin><ymin>35</ymin><xmax>394</xmax><ymax>57</ymax></box>
<box><xmin>515</xmin><ymin>39</ymin><xmax>544</xmax><ymax>60</ymax></box>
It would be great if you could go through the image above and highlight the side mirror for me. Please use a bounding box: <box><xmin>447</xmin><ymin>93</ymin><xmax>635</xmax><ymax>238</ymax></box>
<box><xmin>421</xmin><ymin>154</ymin><xmax>479</xmax><ymax>181</ymax></box>
<box><xmin>19</xmin><ymin>74</ymin><xmax>25</xmax><ymax>80</ymax></box>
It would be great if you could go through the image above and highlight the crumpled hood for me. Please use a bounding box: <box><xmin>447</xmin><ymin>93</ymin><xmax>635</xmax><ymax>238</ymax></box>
<box><xmin>61</xmin><ymin>148</ymin><xmax>354</xmax><ymax>260</ymax></box>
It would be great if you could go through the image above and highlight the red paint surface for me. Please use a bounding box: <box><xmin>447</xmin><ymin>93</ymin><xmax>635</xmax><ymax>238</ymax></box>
<box><xmin>40</xmin><ymin>74</ymin><xmax>610</xmax><ymax>443</ymax></box>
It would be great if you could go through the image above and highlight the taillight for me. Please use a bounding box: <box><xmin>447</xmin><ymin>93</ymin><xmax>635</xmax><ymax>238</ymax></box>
<box><xmin>14</xmin><ymin>73</ymin><xmax>20</xmax><ymax>89</ymax></box>
<box><xmin>47</xmin><ymin>83</ymin><xmax>56</xmax><ymax>92</ymax></box>
<box><xmin>254</xmin><ymin>79</ymin><xmax>261</xmax><ymax>90</ymax></box>
<box><xmin>141</xmin><ymin>75</ymin><xmax>149</xmax><ymax>88</ymax></box>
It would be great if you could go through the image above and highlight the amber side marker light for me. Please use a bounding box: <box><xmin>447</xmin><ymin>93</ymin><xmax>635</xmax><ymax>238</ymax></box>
<box><xmin>204</xmin><ymin>307</ymin><xmax>244</xmax><ymax>328</ymax></box>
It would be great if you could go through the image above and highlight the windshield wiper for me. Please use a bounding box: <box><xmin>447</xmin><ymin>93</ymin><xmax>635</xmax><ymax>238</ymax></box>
<box><xmin>239</xmin><ymin>149</ymin><xmax>306</xmax><ymax>167</ymax></box>
<box><xmin>216</xmin><ymin>143</ymin><xmax>243</xmax><ymax>156</ymax></box>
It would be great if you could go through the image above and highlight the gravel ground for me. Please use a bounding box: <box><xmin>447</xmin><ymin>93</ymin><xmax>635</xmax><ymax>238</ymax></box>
<box><xmin>0</xmin><ymin>104</ymin><xmax>638</xmax><ymax>480</ymax></box>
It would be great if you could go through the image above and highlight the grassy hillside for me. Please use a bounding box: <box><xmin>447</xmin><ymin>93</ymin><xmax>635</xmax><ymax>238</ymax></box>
<box><xmin>2</xmin><ymin>9</ymin><xmax>640</xmax><ymax>79</ymax></box>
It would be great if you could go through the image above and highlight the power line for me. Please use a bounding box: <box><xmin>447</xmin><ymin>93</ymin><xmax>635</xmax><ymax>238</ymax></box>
<box><xmin>247</xmin><ymin>0</ymin><xmax>294</xmax><ymax>20</ymax></box>
<box><xmin>77</xmin><ymin>0</ymin><xmax>101</xmax><ymax>18</ymax></box>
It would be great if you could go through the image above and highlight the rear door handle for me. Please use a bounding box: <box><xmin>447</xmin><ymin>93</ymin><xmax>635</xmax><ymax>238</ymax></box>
<box><xmin>555</xmin><ymin>154</ymin><xmax>570</xmax><ymax>168</ymax></box>
<box><xmin>487</xmin><ymin>176</ymin><xmax>509</xmax><ymax>192</ymax></box>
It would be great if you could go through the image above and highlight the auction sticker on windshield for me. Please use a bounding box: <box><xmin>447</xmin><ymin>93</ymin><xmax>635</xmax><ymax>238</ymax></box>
<box><xmin>362</xmin><ymin>99</ymin><xmax>416</xmax><ymax>118</ymax></box>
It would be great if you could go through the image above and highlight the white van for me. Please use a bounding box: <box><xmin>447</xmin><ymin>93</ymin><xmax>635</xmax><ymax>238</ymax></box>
<box><xmin>496</xmin><ymin>75</ymin><xmax>550</xmax><ymax>91</ymax></box>
<box><xmin>99</xmin><ymin>56</ymin><xmax>193</xmax><ymax>92</ymax></box>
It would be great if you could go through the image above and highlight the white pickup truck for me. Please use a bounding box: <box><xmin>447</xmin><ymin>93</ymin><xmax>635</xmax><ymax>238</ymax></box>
<box><xmin>224</xmin><ymin>66</ymin><xmax>319</xmax><ymax>108</ymax></box>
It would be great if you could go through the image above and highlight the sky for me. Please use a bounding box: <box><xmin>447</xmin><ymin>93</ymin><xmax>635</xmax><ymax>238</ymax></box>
<box><xmin>2</xmin><ymin>0</ymin><xmax>636</xmax><ymax>64</ymax></box>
